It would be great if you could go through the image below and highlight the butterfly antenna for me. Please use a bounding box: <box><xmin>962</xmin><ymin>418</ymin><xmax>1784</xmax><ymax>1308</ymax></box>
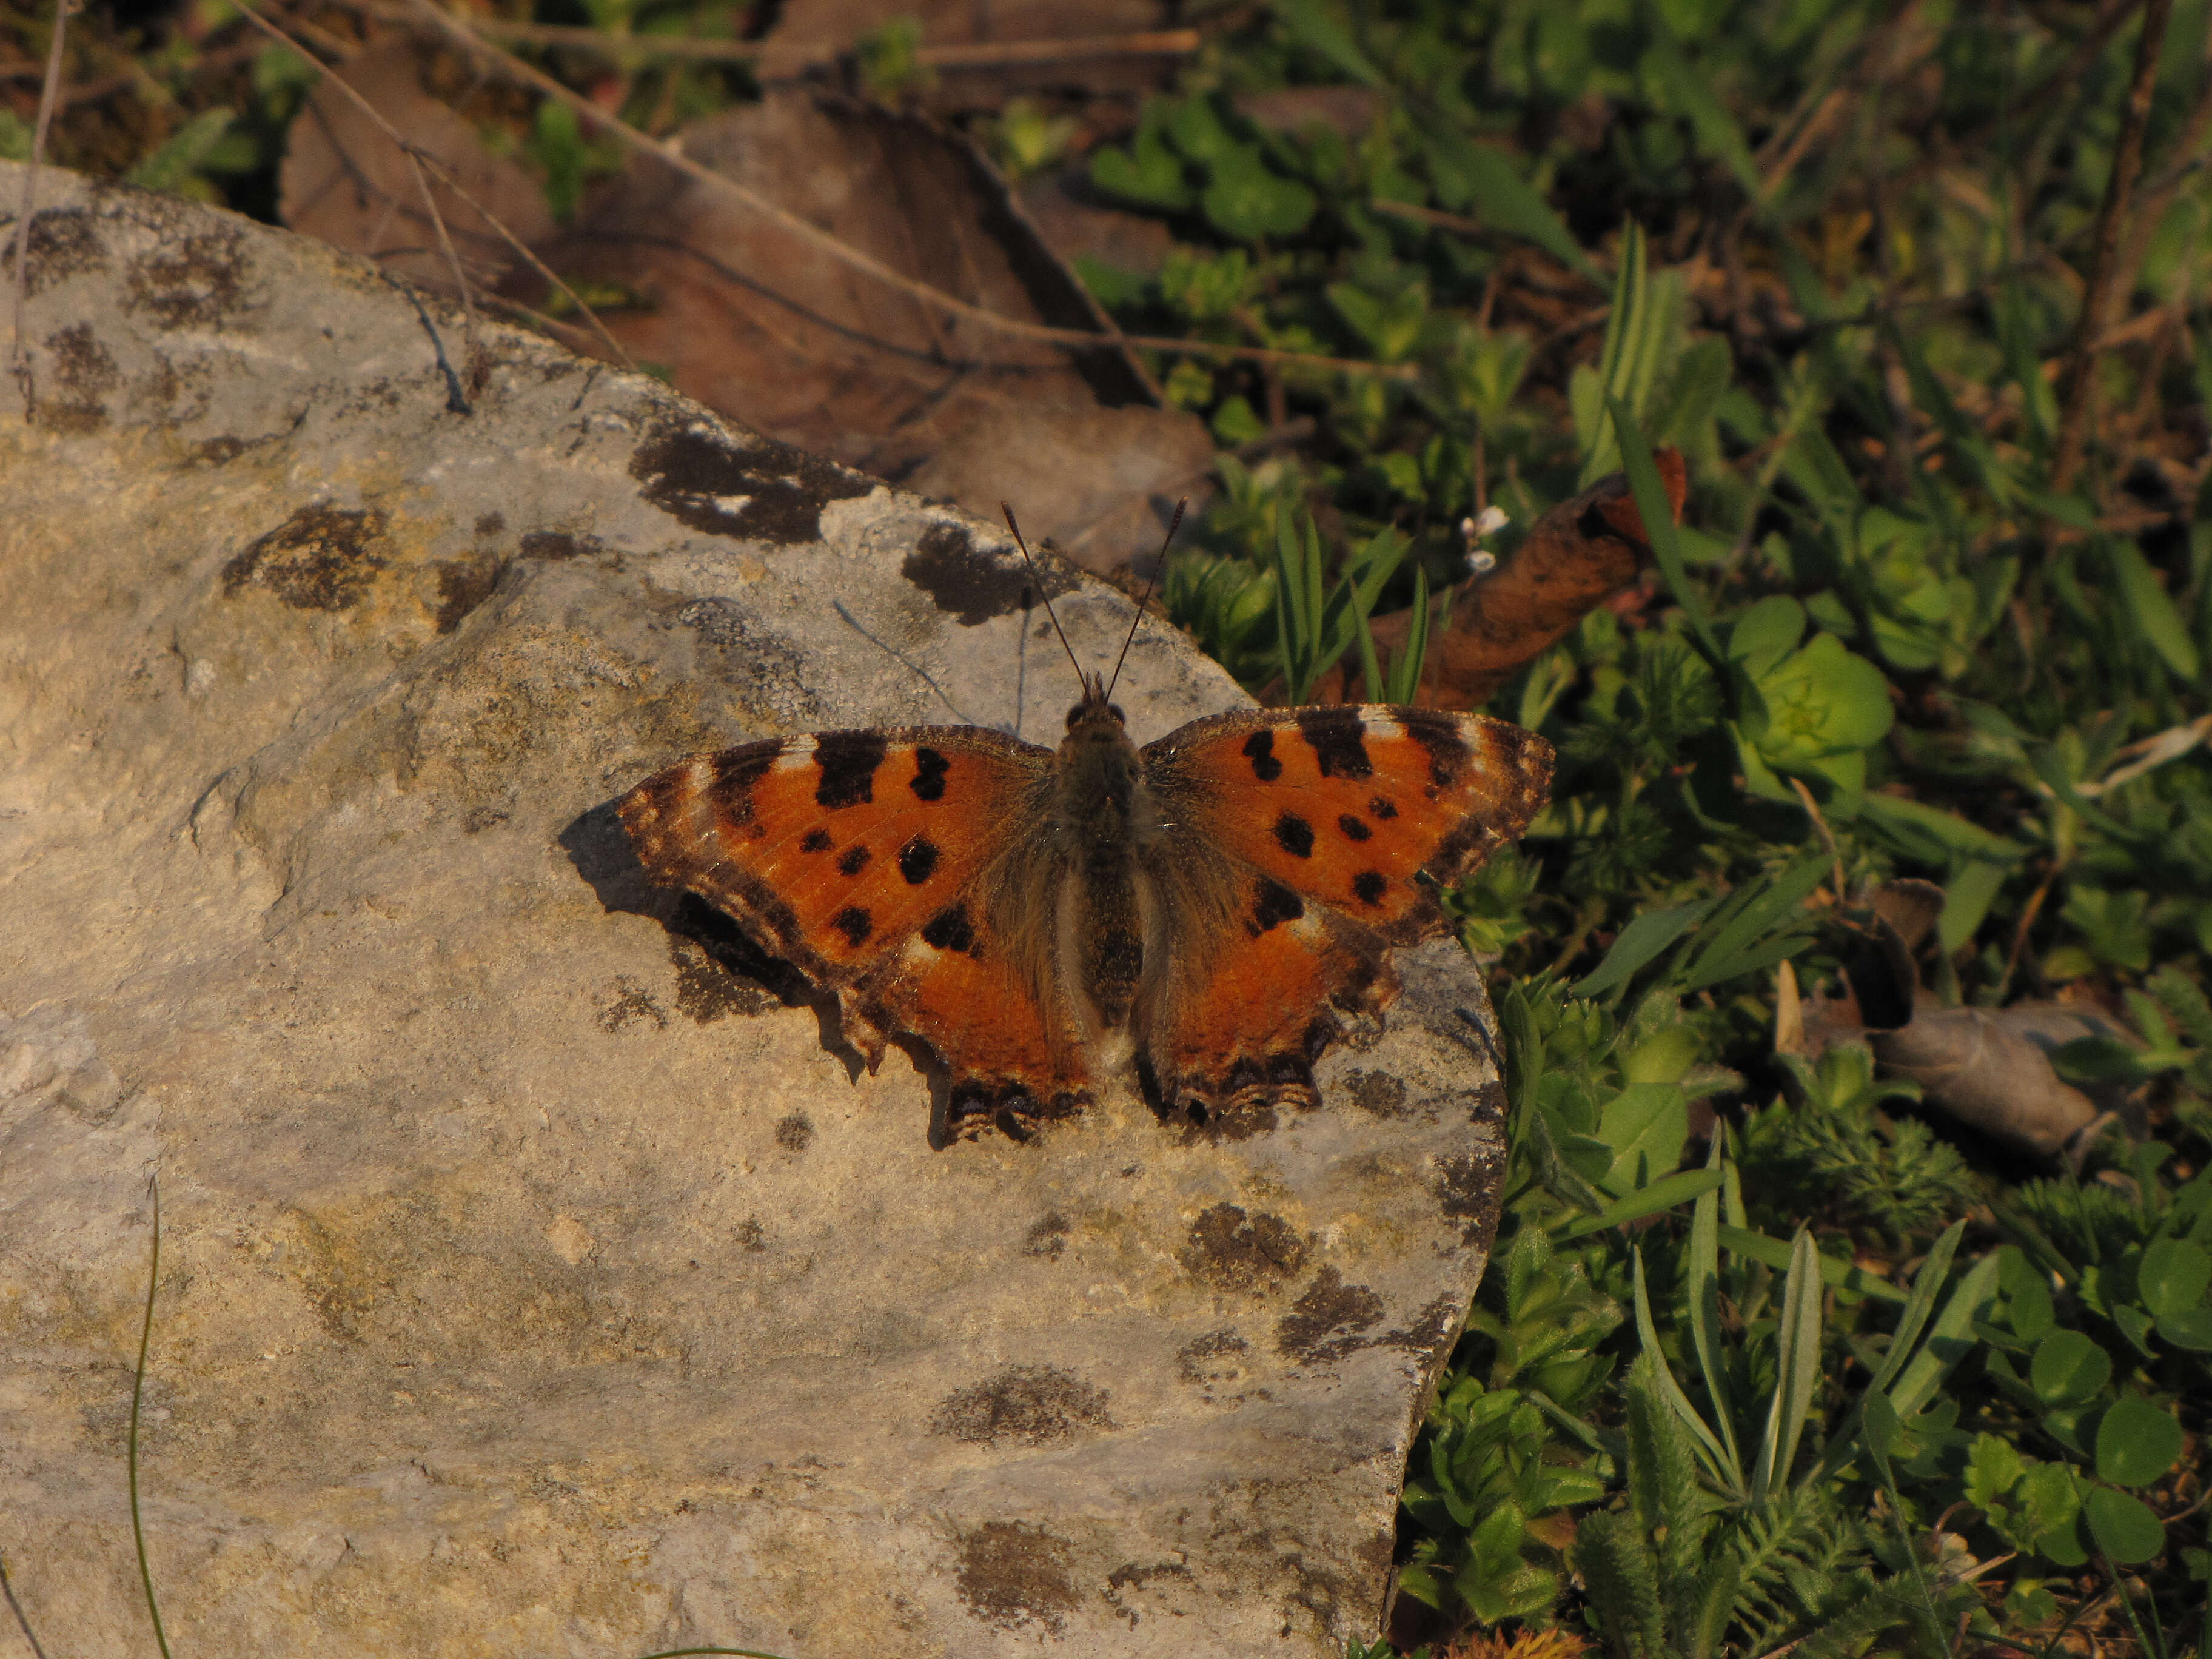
<box><xmin>1104</xmin><ymin>496</ymin><xmax>1185</xmax><ymax>703</ymax></box>
<box><xmin>1002</xmin><ymin>503</ymin><xmax>1089</xmax><ymax>690</ymax></box>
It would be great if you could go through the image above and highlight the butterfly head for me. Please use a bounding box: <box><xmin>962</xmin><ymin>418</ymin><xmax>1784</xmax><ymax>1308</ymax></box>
<box><xmin>1063</xmin><ymin>671</ymin><xmax>1128</xmax><ymax>742</ymax></box>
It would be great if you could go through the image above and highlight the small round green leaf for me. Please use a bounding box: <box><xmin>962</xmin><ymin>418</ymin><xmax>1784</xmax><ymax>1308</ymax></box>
<box><xmin>2082</xmin><ymin>1484</ymin><xmax>2165</xmax><ymax>1564</ymax></box>
<box><xmin>2096</xmin><ymin>1394</ymin><xmax>2183</xmax><ymax>1487</ymax></box>
<box><xmin>2137</xmin><ymin>1239</ymin><xmax>2211</xmax><ymax>1318</ymax></box>
<box><xmin>2029</xmin><ymin>1329</ymin><xmax>2111</xmax><ymax>1407</ymax></box>
<box><xmin>2154</xmin><ymin>1307</ymin><xmax>2212</xmax><ymax>1352</ymax></box>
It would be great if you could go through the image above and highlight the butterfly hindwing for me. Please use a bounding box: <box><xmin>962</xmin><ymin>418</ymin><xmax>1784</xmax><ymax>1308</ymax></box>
<box><xmin>1139</xmin><ymin>705</ymin><xmax>1553</xmax><ymax>943</ymax></box>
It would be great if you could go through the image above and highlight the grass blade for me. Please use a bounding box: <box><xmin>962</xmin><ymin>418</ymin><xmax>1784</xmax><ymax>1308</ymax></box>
<box><xmin>1632</xmin><ymin>1245</ymin><xmax>1743</xmax><ymax>1496</ymax></box>
<box><xmin>1688</xmin><ymin>1133</ymin><xmax>1744</xmax><ymax>1484</ymax></box>
<box><xmin>1750</xmin><ymin>1230</ymin><xmax>1824</xmax><ymax>1503</ymax></box>
<box><xmin>130</xmin><ymin>1175</ymin><xmax>172</xmax><ymax>1659</ymax></box>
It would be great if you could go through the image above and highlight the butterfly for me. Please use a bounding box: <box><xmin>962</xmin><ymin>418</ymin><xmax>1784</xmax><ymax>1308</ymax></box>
<box><xmin>618</xmin><ymin>507</ymin><xmax>1553</xmax><ymax>1138</ymax></box>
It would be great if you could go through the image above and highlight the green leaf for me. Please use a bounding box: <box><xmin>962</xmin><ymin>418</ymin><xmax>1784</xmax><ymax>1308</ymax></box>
<box><xmin>1717</xmin><ymin>1224</ymin><xmax>1910</xmax><ymax>1304</ymax></box>
<box><xmin>1884</xmin><ymin>1250</ymin><xmax>2002</xmax><ymax>1418</ymax></box>
<box><xmin>1553</xmin><ymin>1167</ymin><xmax>1725</xmax><ymax>1240</ymax></box>
<box><xmin>125</xmin><ymin>109</ymin><xmax>238</xmax><ymax>196</ymax></box>
<box><xmin>1862</xmin><ymin>1386</ymin><xmax>1901</xmax><ymax>1469</ymax></box>
<box><xmin>2156</xmin><ymin>1307</ymin><xmax>2212</xmax><ymax>1350</ymax></box>
<box><xmin>1572</xmin><ymin>902</ymin><xmax>1709</xmax><ymax>999</ymax></box>
<box><xmin>1415</xmin><ymin>115</ymin><xmax>1601</xmax><ymax>283</ymax></box>
<box><xmin>2110</xmin><ymin>540</ymin><xmax>2202</xmax><ymax>682</ymax></box>
<box><xmin>2082</xmin><ymin>1483</ymin><xmax>2166</xmax><ymax>1564</ymax></box>
<box><xmin>1274</xmin><ymin>0</ymin><xmax>1386</xmax><ymax>87</ymax></box>
<box><xmin>2029</xmin><ymin>1329</ymin><xmax>2112</xmax><ymax>1408</ymax></box>
<box><xmin>2137</xmin><ymin>1238</ymin><xmax>2211</xmax><ymax>1316</ymax></box>
<box><xmin>1612</xmin><ymin>397</ymin><xmax>1723</xmax><ymax>663</ymax></box>
<box><xmin>1869</xmin><ymin>1221</ymin><xmax>1969</xmax><ymax>1396</ymax></box>
<box><xmin>2096</xmin><ymin>1395</ymin><xmax>2184</xmax><ymax>1487</ymax></box>
<box><xmin>1640</xmin><ymin>33</ymin><xmax>1760</xmax><ymax>201</ymax></box>
<box><xmin>1202</xmin><ymin>150</ymin><xmax>1318</xmax><ymax>240</ymax></box>
<box><xmin>1631</xmin><ymin>1247</ymin><xmax>1741</xmax><ymax>1493</ymax></box>
<box><xmin>1090</xmin><ymin>130</ymin><xmax>1195</xmax><ymax>210</ymax></box>
<box><xmin>1749</xmin><ymin>1228</ymin><xmax>1824</xmax><ymax>1502</ymax></box>
<box><xmin>1597</xmin><ymin>1082</ymin><xmax>1690</xmax><ymax>1193</ymax></box>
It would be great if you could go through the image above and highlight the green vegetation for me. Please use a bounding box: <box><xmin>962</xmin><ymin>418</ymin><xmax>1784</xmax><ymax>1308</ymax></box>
<box><xmin>11</xmin><ymin>0</ymin><xmax>2210</xmax><ymax>1651</ymax></box>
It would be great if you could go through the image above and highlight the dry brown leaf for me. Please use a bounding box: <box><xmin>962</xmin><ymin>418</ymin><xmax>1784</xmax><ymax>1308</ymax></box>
<box><xmin>278</xmin><ymin>44</ymin><xmax>555</xmax><ymax>292</ymax></box>
<box><xmin>1311</xmin><ymin>446</ymin><xmax>1687</xmax><ymax>708</ymax></box>
<box><xmin>1781</xmin><ymin>880</ymin><xmax>2131</xmax><ymax>1157</ymax></box>
<box><xmin>545</xmin><ymin>90</ymin><xmax>1196</xmax><ymax>560</ymax></box>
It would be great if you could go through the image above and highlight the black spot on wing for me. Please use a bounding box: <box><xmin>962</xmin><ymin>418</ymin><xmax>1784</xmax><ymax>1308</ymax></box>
<box><xmin>1338</xmin><ymin>813</ymin><xmax>1372</xmax><ymax>842</ymax></box>
<box><xmin>1368</xmin><ymin>796</ymin><xmax>1398</xmax><ymax>820</ymax></box>
<box><xmin>1295</xmin><ymin>706</ymin><xmax>1371</xmax><ymax>778</ymax></box>
<box><xmin>1251</xmin><ymin>880</ymin><xmax>1305</xmax><ymax>935</ymax></box>
<box><xmin>911</xmin><ymin>747</ymin><xmax>950</xmax><ymax>802</ymax></box>
<box><xmin>920</xmin><ymin>903</ymin><xmax>975</xmax><ymax>954</ymax></box>
<box><xmin>814</xmin><ymin>731</ymin><xmax>887</xmax><ymax>809</ymax></box>
<box><xmin>837</xmin><ymin>844</ymin><xmax>871</xmax><ymax>876</ymax></box>
<box><xmin>1352</xmin><ymin>871</ymin><xmax>1387</xmax><ymax>907</ymax></box>
<box><xmin>899</xmin><ymin>836</ymin><xmax>939</xmax><ymax>885</ymax></box>
<box><xmin>1242</xmin><ymin>729</ymin><xmax>1282</xmax><ymax>782</ymax></box>
<box><xmin>800</xmin><ymin>828</ymin><xmax>833</xmax><ymax>853</ymax></box>
<box><xmin>1396</xmin><ymin>707</ymin><xmax>1472</xmax><ymax>788</ymax></box>
<box><xmin>1273</xmin><ymin>813</ymin><xmax>1315</xmax><ymax>857</ymax></box>
<box><xmin>831</xmin><ymin>905</ymin><xmax>873</xmax><ymax>946</ymax></box>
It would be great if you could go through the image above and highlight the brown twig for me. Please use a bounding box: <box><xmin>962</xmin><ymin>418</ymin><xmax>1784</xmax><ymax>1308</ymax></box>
<box><xmin>6</xmin><ymin>0</ymin><xmax>74</xmax><ymax>418</ymax></box>
<box><xmin>1788</xmin><ymin>776</ymin><xmax>1849</xmax><ymax>905</ymax></box>
<box><xmin>230</xmin><ymin>0</ymin><xmax>637</xmax><ymax>375</ymax></box>
<box><xmin>2051</xmin><ymin>0</ymin><xmax>2175</xmax><ymax>493</ymax></box>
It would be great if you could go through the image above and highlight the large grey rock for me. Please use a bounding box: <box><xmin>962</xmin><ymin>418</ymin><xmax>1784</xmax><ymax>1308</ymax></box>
<box><xmin>0</xmin><ymin>168</ymin><xmax>1506</xmax><ymax>1657</ymax></box>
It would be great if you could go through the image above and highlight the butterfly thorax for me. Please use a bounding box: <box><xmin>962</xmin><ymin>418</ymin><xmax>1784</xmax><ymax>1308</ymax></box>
<box><xmin>1049</xmin><ymin>684</ymin><xmax>1155</xmax><ymax>1043</ymax></box>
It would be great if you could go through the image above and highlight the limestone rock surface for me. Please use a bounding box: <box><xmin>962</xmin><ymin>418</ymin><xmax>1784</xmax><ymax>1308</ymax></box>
<box><xmin>0</xmin><ymin>167</ymin><xmax>1506</xmax><ymax>1659</ymax></box>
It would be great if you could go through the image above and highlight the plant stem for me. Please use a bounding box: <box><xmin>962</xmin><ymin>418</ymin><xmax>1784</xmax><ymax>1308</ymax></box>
<box><xmin>2051</xmin><ymin>0</ymin><xmax>2176</xmax><ymax>494</ymax></box>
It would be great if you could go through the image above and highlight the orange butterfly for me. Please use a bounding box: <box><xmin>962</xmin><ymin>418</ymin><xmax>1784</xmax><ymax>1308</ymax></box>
<box><xmin>620</xmin><ymin>509</ymin><xmax>1552</xmax><ymax>1137</ymax></box>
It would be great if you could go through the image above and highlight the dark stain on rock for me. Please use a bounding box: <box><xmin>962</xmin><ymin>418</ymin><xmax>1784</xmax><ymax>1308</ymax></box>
<box><xmin>520</xmin><ymin>529</ymin><xmax>604</xmax><ymax>561</ymax></box>
<box><xmin>1175</xmin><ymin>1328</ymin><xmax>1250</xmax><ymax>1384</ymax></box>
<box><xmin>774</xmin><ymin>1114</ymin><xmax>814</xmax><ymax>1153</ymax></box>
<box><xmin>1181</xmin><ymin>1203</ymin><xmax>1307</xmax><ymax>1293</ymax></box>
<box><xmin>14</xmin><ymin>207</ymin><xmax>106</xmax><ymax>297</ymax></box>
<box><xmin>431</xmin><ymin>557</ymin><xmax>504</xmax><ymax>634</ymax></box>
<box><xmin>953</xmin><ymin>1520</ymin><xmax>1080</xmax><ymax>1634</ymax></box>
<box><xmin>222</xmin><ymin>504</ymin><xmax>390</xmax><ymax>611</ymax></box>
<box><xmin>39</xmin><ymin>321</ymin><xmax>119</xmax><ymax>432</ymax></box>
<box><xmin>631</xmin><ymin>418</ymin><xmax>870</xmax><ymax>544</ymax></box>
<box><xmin>1378</xmin><ymin>1292</ymin><xmax>1465</xmax><ymax>1362</ymax></box>
<box><xmin>900</xmin><ymin>520</ymin><xmax>1074</xmax><ymax>626</ymax></box>
<box><xmin>1103</xmin><ymin>1559</ymin><xmax>1195</xmax><ymax>1626</ymax></box>
<box><xmin>930</xmin><ymin>1364</ymin><xmax>1112</xmax><ymax>1447</ymax></box>
<box><xmin>1275</xmin><ymin>1265</ymin><xmax>1386</xmax><ymax>1364</ymax></box>
<box><xmin>461</xmin><ymin>806</ymin><xmax>509</xmax><ymax>834</ymax></box>
<box><xmin>1022</xmin><ymin>1213</ymin><xmax>1070</xmax><ymax>1259</ymax></box>
<box><xmin>596</xmin><ymin>977</ymin><xmax>668</xmax><ymax>1033</ymax></box>
<box><xmin>1470</xmin><ymin>1078</ymin><xmax>1509</xmax><ymax>1126</ymax></box>
<box><xmin>473</xmin><ymin>511</ymin><xmax>506</xmax><ymax>539</ymax></box>
<box><xmin>1346</xmin><ymin>1069</ymin><xmax>1410</xmax><ymax>1119</ymax></box>
<box><xmin>1431</xmin><ymin>1151</ymin><xmax>1496</xmax><ymax>1244</ymax></box>
<box><xmin>733</xmin><ymin>1216</ymin><xmax>768</xmax><ymax>1253</ymax></box>
<box><xmin>667</xmin><ymin>894</ymin><xmax>812</xmax><ymax>1013</ymax></box>
<box><xmin>122</xmin><ymin>222</ymin><xmax>250</xmax><ymax>330</ymax></box>
<box><xmin>677</xmin><ymin>598</ymin><xmax>820</xmax><ymax>719</ymax></box>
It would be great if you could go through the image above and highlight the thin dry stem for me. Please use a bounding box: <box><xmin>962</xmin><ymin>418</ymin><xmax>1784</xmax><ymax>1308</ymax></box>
<box><xmin>7</xmin><ymin>0</ymin><xmax>76</xmax><ymax>417</ymax></box>
<box><xmin>2053</xmin><ymin>0</ymin><xmax>2176</xmax><ymax>493</ymax></box>
<box><xmin>370</xmin><ymin>12</ymin><xmax>1199</xmax><ymax>72</ymax></box>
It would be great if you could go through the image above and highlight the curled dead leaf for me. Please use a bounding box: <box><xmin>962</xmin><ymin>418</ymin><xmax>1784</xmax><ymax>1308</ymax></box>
<box><xmin>1313</xmin><ymin>446</ymin><xmax>1687</xmax><ymax>708</ymax></box>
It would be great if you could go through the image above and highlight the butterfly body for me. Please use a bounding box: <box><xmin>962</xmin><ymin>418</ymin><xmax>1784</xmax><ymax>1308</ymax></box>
<box><xmin>619</xmin><ymin>679</ymin><xmax>1552</xmax><ymax>1136</ymax></box>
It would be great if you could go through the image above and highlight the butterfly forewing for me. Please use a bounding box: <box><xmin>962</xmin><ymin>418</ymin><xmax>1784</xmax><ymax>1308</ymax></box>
<box><xmin>1140</xmin><ymin>706</ymin><xmax>1553</xmax><ymax>942</ymax></box>
<box><xmin>619</xmin><ymin>726</ymin><xmax>1053</xmax><ymax>985</ymax></box>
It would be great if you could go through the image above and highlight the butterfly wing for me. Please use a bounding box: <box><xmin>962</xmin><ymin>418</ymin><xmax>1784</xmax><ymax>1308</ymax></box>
<box><xmin>619</xmin><ymin>726</ymin><xmax>1089</xmax><ymax>1121</ymax></box>
<box><xmin>1134</xmin><ymin>705</ymin><xmax>1552</xmax><ymax>1125</ymax></box>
